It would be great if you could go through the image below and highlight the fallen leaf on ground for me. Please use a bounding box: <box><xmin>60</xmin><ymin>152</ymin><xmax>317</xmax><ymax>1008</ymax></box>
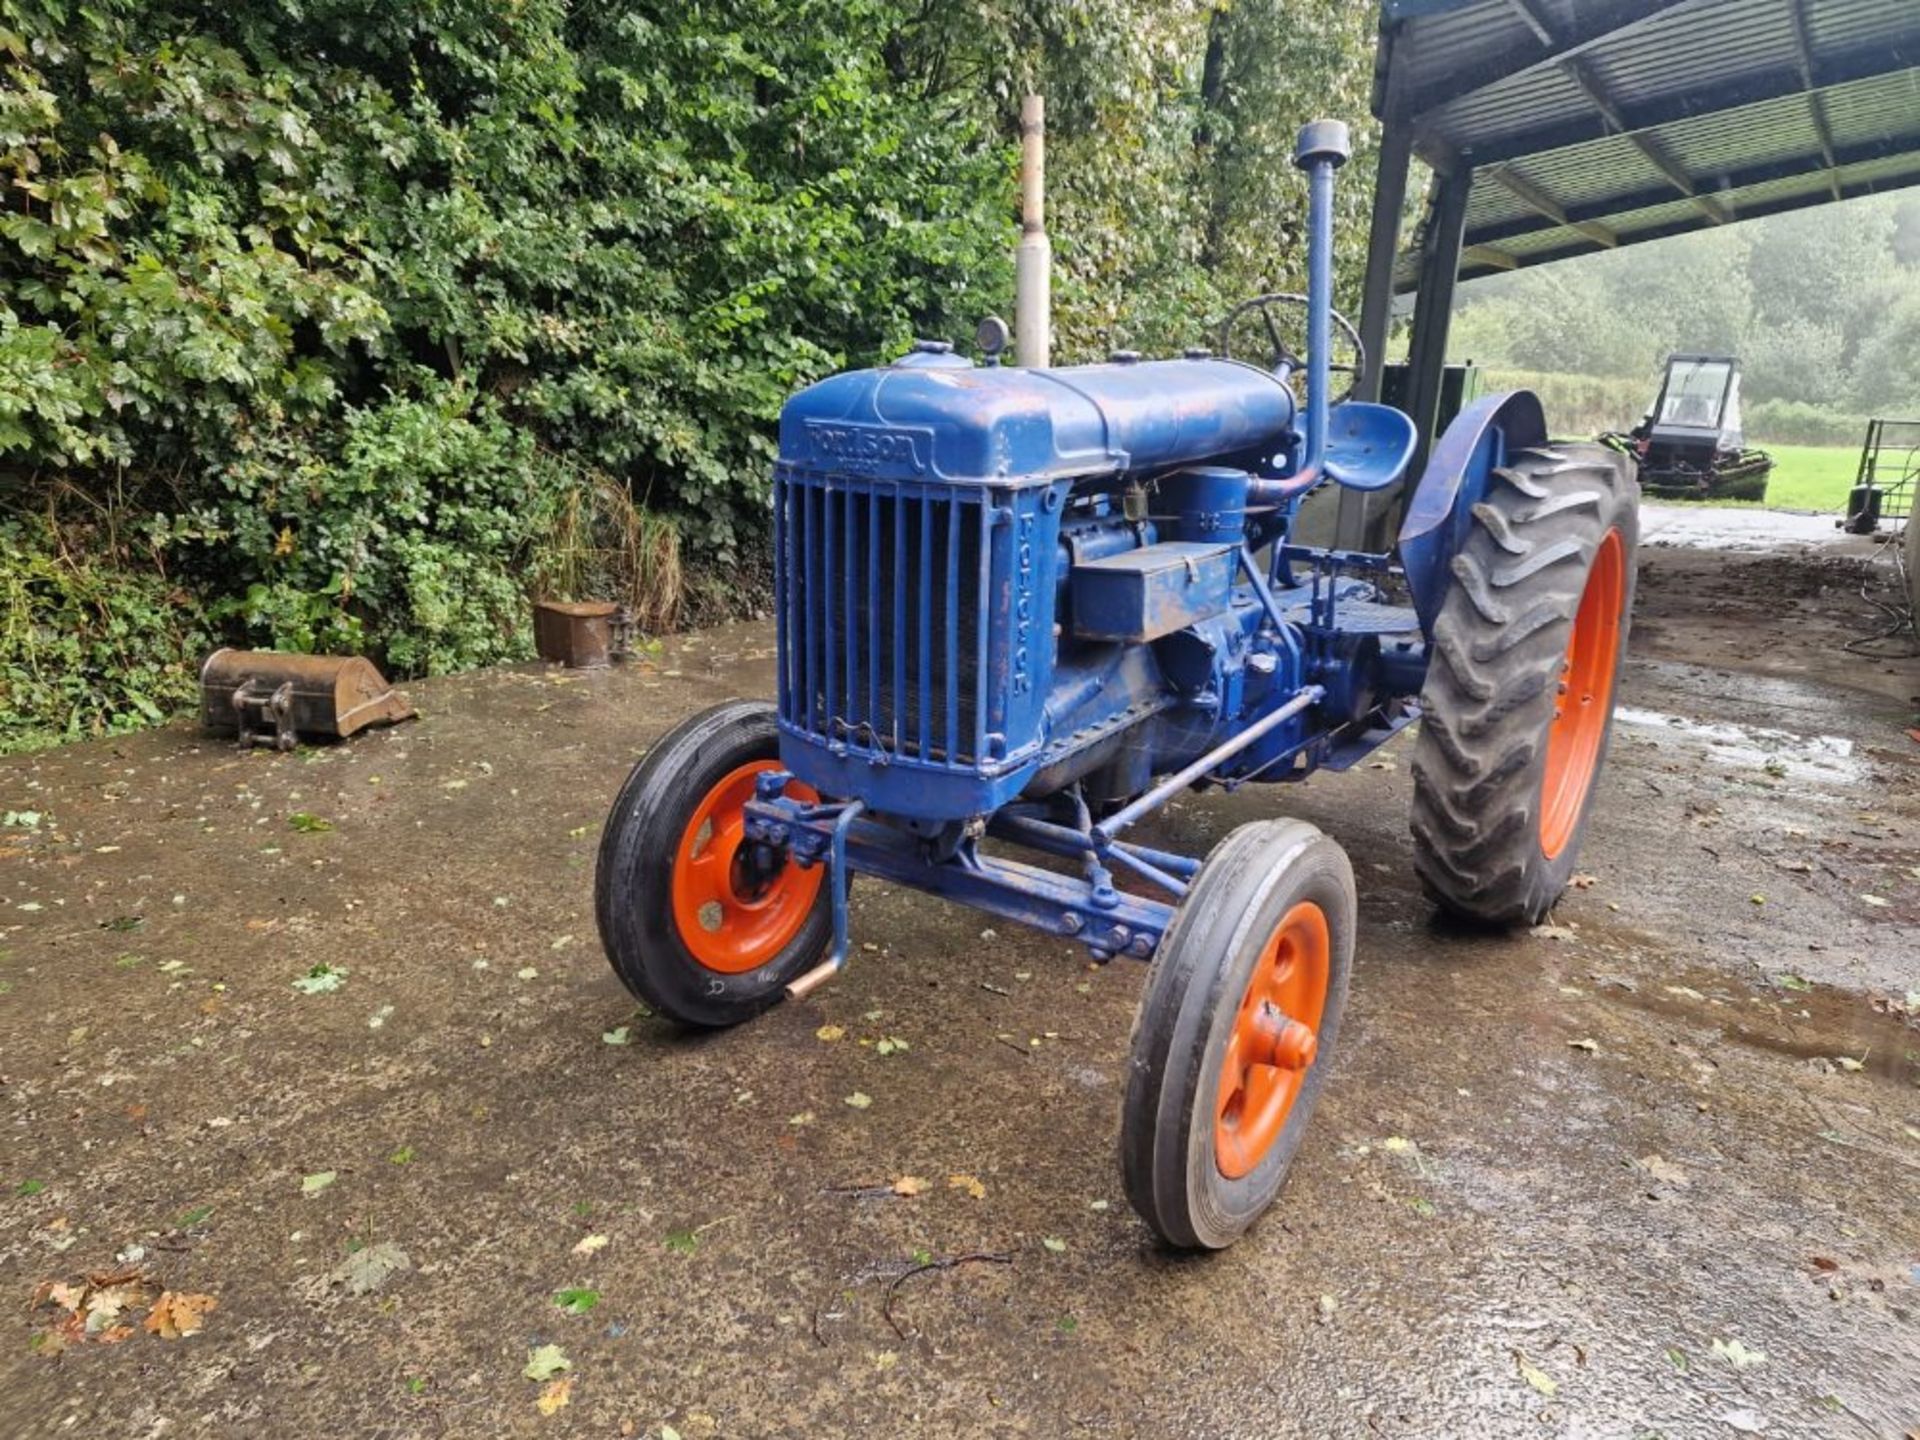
<box><xmin>891</xmin><ymin>1176</ymin><xmax>928</xmax><ymax>1197</ymax></box>
<box><xmin>602</xmin><ymin>1026</ymin><xmax>631</xmax><ymax>1046</ymax></box>
<box><xmin>1835</xmin><ymin>1056</ymin><xmax>1866</xmax><ymax>1073</ymax></box>
<box><xmin>554</xmin><ymin>1287</ymin><xmax>599</xmax><ymax>1315</ymax></box>
<box><xmin>523</xmin><ymin>1344</ymin><xmax>570</xmax><ymax>1381</ymax></box>
<box><xmin>287</xmin><ymin>812</ymin><xmax>333</xmax><ymax>833</ymax></box>
<box><xmin>1712</xmin><ymin>1337</ymin><xmax>1767</xmax><ymax>1369</ymax></box>
<box><xmin>302</xmin><ymin>1170</ymin><xmax>337</xmax><ymax>1196</ymax></box>
<box><xmin>292</xmin><ymin>963</ymin><xmax>346</xmax><ymax>995</ymax></box>
<box><xmin>536</xmin><ymin>1377</ymin><xmax>573</xmax><ymax>1415</ymax></box>
<box><xmin>1041</xmin><ymin>1237</ymin><xmax>1066</xmax><ymax>1253</ymax></box>
<box><xmin>1637</xmin><ymin>1154</ymin><xmax>1690</xmax><ymax>1187</ymax></box>
<box><xmin>1568</xmin><ymin>1037</ymin><xmax>1599</xmax><ymax>1054</ymax></box>
<box><xmin>145</xmin><ymin>1291</ymin><xmax>217</xmax><ymax>1339</ymax></box>
<box><xmin>1516</xmin><ymin>1355</ymin><xmax>1558</xmax><ymax>1396</ymax></box>
<box><xmin>337</xmin><ymin>1241</ymin><xmax>411</xmax><ymax>1296</ymax></box>
<box><xmin>816</xmin><ymin>1024</ymin><xmax>846</xmax><ymax>1042</ymax></box>
<box><xmin>843</xmin><ymin>1091</ymin><xmax>872</xmax><ymax>1110</ymax></box>
<box><xmin>949</xmin><ymin>1174</ymin><xmax>987</xmax><ymax>1199</ymax></box>
<box><xmin>1530</xmin><ymin>924</ymin><xmax>1577</xmax><ymax>941</ymax></box>
<box><xmin>572</xmin><ymin>1234</ymin><xmax>609</xmax><ymax>1257</ymax></box>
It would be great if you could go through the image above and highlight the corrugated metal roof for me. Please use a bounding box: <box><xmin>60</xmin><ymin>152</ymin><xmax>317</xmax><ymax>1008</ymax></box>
<box><xmin>1378</xmin><ymin>0</ymin><xmax>1920</xmax><ymax>289</ymax></box>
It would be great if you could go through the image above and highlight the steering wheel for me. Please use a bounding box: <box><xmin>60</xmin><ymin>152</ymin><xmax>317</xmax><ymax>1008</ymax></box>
<box><xmin>1216</xmin><ymin>292</ymin><xmax>1365</xmax><ymax>407</ymax></box>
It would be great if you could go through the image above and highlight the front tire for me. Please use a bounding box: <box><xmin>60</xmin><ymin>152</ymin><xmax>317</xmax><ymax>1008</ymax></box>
<box><xmin>594</xmin><ymin>700</ymin><xmax>832</xmax><ymax>1027</ymax></box>
<box><xmin>1121</xmin><ymin>819</ymin><xmax>1356</xmax><ymax>1250</ymax></box>
<box><xmin>1411</xmin><ymin>442</ymin><xmax>1637</xmax><ymax>924</ymax></box>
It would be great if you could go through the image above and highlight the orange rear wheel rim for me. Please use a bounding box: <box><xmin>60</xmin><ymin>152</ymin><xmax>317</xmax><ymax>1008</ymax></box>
<box><xmin>1540</xmin><ymin>528</ymin><xmax>1626</xmax><ymax>860</ymax></box>
<box><xmin>669</xmin><ymin>762</ymin><xmax>822</xmax><ymax>974</ymax></box>
<box><xmin>1214</xmin><ymin>901</ymin><xmax>1330</xmax><ymax>1180</ymax></box>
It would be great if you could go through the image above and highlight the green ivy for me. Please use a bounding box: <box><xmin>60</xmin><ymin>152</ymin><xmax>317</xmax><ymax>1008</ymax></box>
<box><xmin>0</xmin><ymin>513</ymin><xmax>210</xmax><ymax>752</ymax></box>
<box><xmin>0</xmin><ymin>0</ymin><xmax>1376</xmax><ymax>752</ymax></box>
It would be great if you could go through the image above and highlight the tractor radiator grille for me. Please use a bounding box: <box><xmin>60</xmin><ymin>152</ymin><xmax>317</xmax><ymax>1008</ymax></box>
<box><xmin>775</xmin><ymin>474</ymin><xmax>994</xmax><ymax>768</ymax></box>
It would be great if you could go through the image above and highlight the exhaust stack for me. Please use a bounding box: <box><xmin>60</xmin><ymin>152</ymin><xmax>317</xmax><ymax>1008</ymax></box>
<box><xmin>1291</xmin><ymin>118</ymin><xmax>1351</xmax><ymax>488</ymax></box>
<box><xmin>1015</xmin><ymin>94</ymin><xmax>1051</xmax><ymax>368</ymax></box>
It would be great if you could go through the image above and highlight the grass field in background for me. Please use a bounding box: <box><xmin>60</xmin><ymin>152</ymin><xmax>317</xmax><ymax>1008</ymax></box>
<box><xmin>1753</xmin><ymin>444</ymin><xmax>1859</xmax><ymax>512</ymax></box>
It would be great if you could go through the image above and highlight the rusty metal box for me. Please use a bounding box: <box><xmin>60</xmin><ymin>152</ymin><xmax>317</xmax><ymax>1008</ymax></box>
<box><xmin>1069</xmin><ymin>541</ymin><xmax>1236</xmax><ymax>643</ymax></box>
<box><xmin>534</xmin><ymin>600</ymin><xmax>619</xmax><ymax>668</ymax></box>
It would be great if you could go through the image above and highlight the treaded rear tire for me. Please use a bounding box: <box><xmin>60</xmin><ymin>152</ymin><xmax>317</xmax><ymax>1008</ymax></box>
<box><xmin>1410</xmin><ymin>442</ymin><xmax>1637</xmax><ymax>925</ymax></box>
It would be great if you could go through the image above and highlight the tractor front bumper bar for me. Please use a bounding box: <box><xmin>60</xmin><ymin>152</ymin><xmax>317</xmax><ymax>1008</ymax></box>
<box><xmin>743</xmin><ymin>784</ymin><xmax>1177</xmax><ymax>996</ymax></box>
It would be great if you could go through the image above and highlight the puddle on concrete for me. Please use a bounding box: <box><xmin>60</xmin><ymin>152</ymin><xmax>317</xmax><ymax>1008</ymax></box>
<box><xmin>1604</xmin><ymin>964</ymin><xmax>1920</xmax><ymax>1087</ymax></box>
<box><xmin>1614</xmin><ymin>705</ymin><xmax>1865</xmax><ymax>785</ymax></box>
<box><xmin>1637</xmin><ymin>503</ymin><xmax>1848</xmax><ymax>552</ymax></box>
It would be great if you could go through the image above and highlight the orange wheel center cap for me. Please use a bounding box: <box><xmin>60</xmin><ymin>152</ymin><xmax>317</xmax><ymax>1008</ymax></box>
<box><xmin>669</xmin><ymin>762</ymin><xmax>823</xmax><ymax>975</ymax></box>
<box><xmin>1214</xmin><ymin>901</ymin><xmax>1331</xmax><ymax>1180</ymax></box>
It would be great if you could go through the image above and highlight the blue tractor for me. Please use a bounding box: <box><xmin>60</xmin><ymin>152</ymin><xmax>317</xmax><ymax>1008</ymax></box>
<box><xmin>596</xmin><ymin>121</ymin><xmax>1638</xmax><ymax>1248</ymax></box>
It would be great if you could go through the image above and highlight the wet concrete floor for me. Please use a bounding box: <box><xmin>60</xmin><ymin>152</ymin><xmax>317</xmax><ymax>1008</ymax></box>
<box><xmin>1</xmin><ymin>539</ymin><xmax>1916</xmax><ymax>1438</ymax></box>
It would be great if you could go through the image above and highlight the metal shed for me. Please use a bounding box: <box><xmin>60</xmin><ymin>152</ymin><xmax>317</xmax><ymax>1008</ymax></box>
<box><xmin>1349</xmin><ymin>0</ymin><xmax>1920</xmax><ymax>543</ymax></box>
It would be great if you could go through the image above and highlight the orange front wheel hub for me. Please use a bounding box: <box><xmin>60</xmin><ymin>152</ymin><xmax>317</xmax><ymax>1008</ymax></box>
<box><xmin>668</xmin><ymin>762</ymin><xmax>822</xmax><ymax>974</ymax></box>
<box><xmin>1540</xmin><ymin>528</ymin><xmax>1626</xmax><ymax>860</ymax></box>
<box><xmin>1214</xmin><ymin>901</ymin><xmax>1331</xmax><ymax>1179</ymax></box>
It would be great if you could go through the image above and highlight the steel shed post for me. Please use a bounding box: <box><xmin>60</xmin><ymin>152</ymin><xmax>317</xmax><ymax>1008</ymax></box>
<box><xmin>1402</xmin><ymin>165</ymin><xmax>1473</xmax><ymax>487</ymax></box>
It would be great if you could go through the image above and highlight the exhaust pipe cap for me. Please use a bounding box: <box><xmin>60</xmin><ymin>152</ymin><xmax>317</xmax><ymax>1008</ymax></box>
<box><xmin>1294</xmin><ymin>119</ymin><xmax>1351</xmax><ymax>170</ymax></box>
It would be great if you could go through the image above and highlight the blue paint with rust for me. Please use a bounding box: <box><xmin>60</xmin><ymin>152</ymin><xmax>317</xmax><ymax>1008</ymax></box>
<box><xmin>753</xmin><ymin>121</ymin><xmax>1548</xmax><ymax>966</ymax></box>
<box><xmin>1070</xmin><ymin>541</ymin><xmax>1237</xmax><ymax>643</ymax></box>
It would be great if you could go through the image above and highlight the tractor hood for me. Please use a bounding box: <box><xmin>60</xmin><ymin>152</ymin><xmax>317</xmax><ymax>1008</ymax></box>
<box><xmin>777</xmin><ymin>348</ymin><xmax>1296</xmax><ymax>486</ymax></box>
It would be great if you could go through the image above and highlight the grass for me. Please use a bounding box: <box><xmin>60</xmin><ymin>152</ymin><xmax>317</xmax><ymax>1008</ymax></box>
<box><xmin>1623</xmin><ymin>443</ymin><xmax>1859</xmax><ymax>512</ymax></box>
<box><xmin>1753</xmin><ymin>443</ymin><xmax>1860</xmax><ymax>512</ymax></box>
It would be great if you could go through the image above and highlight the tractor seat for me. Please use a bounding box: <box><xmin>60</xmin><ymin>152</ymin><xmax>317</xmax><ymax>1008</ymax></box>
<box><xmin>1323</xmin><ymin>402</ymin><xmax>1418</xmax><ymax>492</ymax></box>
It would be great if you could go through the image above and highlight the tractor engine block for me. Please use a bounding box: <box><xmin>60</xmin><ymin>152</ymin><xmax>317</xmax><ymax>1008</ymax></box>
<box><xmin>773</xmin><ymin>343</ymin><xmax>1312</xmax><ymax>824</ymax></box>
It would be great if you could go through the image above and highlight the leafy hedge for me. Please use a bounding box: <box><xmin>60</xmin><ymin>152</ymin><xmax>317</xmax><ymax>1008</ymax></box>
<box><xmin>1</xmin><ymin>0</ymin><xmax>1374</xmax><ymax>751</ymax></box>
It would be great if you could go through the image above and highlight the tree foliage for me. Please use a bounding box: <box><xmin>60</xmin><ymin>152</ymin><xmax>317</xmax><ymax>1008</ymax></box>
<box><xmin>1448</xmin><ymin>193</ymin><xmax>1920</xmax><ymax>430</ymax></box>
<box><xmin>0</xmin><ymin>0</ymin><xmax>1376</xmax><ymax>750</ymax></box>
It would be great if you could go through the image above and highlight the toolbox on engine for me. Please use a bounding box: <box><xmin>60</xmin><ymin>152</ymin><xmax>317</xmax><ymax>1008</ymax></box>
<box><xmin>1070</xmin><ymin>541</ymin><xmax>1236</xmax><ymax>643</ymax></box>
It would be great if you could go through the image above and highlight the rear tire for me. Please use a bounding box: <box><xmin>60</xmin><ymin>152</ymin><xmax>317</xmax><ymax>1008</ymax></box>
<box><xmin>1121</xmin><ymin>819</ymin><xmax>1355</xmax><ymax>1250</ymax></box>
<box><xmin>1410</xmin><ymin>442</ymin><xmax>1637</xmax><ymax>924</ymax></box>
<box><xmin>595</xmin><ymin>700</ymin><xmax>832</xmax><ymax>1028</ymax></box>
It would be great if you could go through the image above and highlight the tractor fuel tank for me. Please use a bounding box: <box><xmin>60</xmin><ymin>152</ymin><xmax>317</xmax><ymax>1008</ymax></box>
<box><xmin>778</xmin><ymin>345</ymin><xmax>1295</xmax><ymax>485</ymax></box>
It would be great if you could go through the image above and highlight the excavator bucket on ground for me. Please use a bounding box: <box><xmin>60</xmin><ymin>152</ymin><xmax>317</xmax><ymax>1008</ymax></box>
<box><xmin>199</xmin><ymin>649</ymin><xmax>414</xmax><ymax>751</ymax></box>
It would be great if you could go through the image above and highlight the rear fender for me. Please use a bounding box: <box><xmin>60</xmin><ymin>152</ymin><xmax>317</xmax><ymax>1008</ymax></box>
<box><xmin>1397</xmin><ymin>390</ymin><xmax>1548</xmax><ymax>637</ymax></box>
